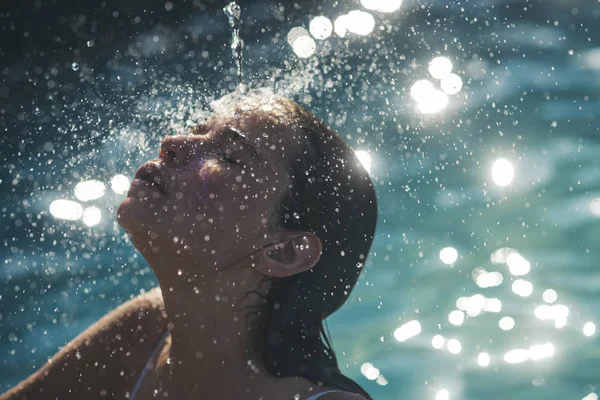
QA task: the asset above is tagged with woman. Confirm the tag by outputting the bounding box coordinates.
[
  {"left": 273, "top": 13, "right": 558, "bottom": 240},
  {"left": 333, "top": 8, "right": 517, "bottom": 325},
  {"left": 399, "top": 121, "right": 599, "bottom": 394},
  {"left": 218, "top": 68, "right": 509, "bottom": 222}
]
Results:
[{"left": 1, "top": 91, "right": 378, "bottom": 400}]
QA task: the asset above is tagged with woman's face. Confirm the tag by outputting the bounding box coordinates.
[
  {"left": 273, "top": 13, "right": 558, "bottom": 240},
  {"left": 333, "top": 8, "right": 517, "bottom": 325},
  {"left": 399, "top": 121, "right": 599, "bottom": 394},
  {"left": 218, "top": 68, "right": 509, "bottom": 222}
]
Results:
[{"left": 117, "top": 113, "right": 296, "bottom": 271}]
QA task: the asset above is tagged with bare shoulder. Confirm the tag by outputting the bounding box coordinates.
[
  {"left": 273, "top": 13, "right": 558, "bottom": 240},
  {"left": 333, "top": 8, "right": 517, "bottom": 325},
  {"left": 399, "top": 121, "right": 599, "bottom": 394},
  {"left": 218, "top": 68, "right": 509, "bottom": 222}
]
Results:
[
  {"left": 102, "top": 286, "right": 166, "bottom": 330},
  {"left": 60, "top": 286, "right": 167, "bottom": 358},
  {"left": 0, "top": 287, "right": 167, "bottom": 400}
]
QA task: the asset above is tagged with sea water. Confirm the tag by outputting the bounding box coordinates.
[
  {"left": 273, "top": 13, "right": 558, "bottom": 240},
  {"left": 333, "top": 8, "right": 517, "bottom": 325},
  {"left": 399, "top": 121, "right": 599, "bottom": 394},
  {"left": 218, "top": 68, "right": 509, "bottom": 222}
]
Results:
[{"left": 1, "top": 2, "right": 600, "bottom": 400}]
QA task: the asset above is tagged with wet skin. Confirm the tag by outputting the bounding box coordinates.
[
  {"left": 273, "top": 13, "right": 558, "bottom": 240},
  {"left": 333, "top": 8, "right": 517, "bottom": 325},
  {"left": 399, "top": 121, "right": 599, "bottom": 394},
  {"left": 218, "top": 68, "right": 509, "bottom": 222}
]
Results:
[{"left": 0, "top": 113, "right": 364, "bottom": 400}]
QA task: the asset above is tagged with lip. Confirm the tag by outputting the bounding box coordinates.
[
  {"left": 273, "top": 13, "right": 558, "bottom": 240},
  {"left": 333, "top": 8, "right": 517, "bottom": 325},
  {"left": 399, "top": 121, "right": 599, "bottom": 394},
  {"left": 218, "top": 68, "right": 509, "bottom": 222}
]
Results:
[
  {"left": 133, "top": 162, "right": 169, "bottom": 195},
  {"left": 128, "top": 178, "right": 166, "bottom": 197}
]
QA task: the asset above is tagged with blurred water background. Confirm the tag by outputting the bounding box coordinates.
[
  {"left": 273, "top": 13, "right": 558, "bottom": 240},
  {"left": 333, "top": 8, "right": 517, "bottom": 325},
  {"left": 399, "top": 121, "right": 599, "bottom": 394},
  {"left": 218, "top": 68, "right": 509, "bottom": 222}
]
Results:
[{"left": 1, "top": 0, "right": 600, "bottom": 399}]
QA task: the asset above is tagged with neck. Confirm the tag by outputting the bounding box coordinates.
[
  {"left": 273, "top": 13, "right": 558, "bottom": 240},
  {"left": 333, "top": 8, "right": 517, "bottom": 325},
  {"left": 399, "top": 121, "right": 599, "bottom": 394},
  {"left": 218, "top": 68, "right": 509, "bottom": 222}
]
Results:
[{"left": 151, "top": 257, "right": 273, "bottom": 399}]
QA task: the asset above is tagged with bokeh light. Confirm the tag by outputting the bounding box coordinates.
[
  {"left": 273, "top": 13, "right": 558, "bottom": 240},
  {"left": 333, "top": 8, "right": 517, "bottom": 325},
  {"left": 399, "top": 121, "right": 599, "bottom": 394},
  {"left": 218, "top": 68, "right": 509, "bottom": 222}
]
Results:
[
  {"left": 506, "top": 252, "right": 531, "bottom": 276},
  {"left": 435, "top": 389, "right": 450, "bottom": 400},
  {"left": 410, "top": 79, "right": 435, "bottom": 102},
  {"left": 309, "top": 16, "right": 333, "bottom": 40},
  {"left": 490, "top": 247, "right": 514, "bottom": 264},
  {"left": 473, "top": 268, "right": 504, "bottom": 288},
  {"left": 110, "top": 174, "right": 130, "bottom": 194},
  {"left": 535, "top": 304, "right": 569, "bottom": 322},
  {"left": 74, "top": 180, "right": 106, "bottom": 202},
  {"left": 429, "top": 57, "right": 453, "bottom": 79},
  {"left": 499, "top": 316, "right": 515, "bottom": 331},
  {"left": 49, "top": 199, "right": 84, "bottom": 221},
  {"left": 292, "top": 35, "right": 316, "bottom": 58},
  {"left": 334, "top": 10, "right": 375, "bottom": 38},
  {"left": 82, "top": 206, "right": 102, "bottom": 227},
  {"left": 465, "top": 294, "right": 486, "bottom": 317},
  {"left": 590, "top": 198, "right": 600, "bottom": 216},
  {"left": 439, "top": 247, "right": 458, "bottom": 264},
  {"left": 542, "top": 289, "right": 558, "bottom": 303},
  {"left": 529, "top": 343, "right": 555, "bottom": 361},
  {"left": 287, "top": 26, "right": 309, "bottom": 46},
  {"left": 491, "top": 159, "right": 515, "bottom": 187},
  {"left": 478, "top": 352, "right": 491, "bottom": 367},
  {"left": 432, "top": 335, "right": 445, "bottom": 349},
  {"left": 504, "top": 349, "right": 529, "bottom": 364},
  {"left": 360, "top": 0, "right": 402, "bottom": 13},
  {"left": 583, "top": 322, "right": 596, "bottom": 337},
  {"left": 447, "top": 339, "right": 462, "bottom": 354},
  {"left": 555, "top": 318, "right": 568, "bottom": 329},
  {"left": 360, "top": 362, "right": 381, "bottom": 380},
  {"left": 393, "top": 320, "right": 422, "bottom": 342},
  {"left": 483, "top": 298, "right": 502, "bottom": 313},
  {"left": 417, "top": 90, "right": 449, "bottom": 114},
  {"left": 512, "top": 279, "right": 534, "bottom": 297},
  {"left": 440, "top": 73, "right": 463, "bottom": 95},
  {"left": 448, "top": 310, "right": 465, "bottom": 326}
]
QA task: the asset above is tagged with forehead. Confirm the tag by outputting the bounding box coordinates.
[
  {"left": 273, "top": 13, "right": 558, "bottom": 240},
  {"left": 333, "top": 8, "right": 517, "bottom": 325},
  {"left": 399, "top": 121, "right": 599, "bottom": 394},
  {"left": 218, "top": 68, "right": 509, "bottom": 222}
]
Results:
[{"left": 195, "top": 113, "right": 295, "bottom": 149}]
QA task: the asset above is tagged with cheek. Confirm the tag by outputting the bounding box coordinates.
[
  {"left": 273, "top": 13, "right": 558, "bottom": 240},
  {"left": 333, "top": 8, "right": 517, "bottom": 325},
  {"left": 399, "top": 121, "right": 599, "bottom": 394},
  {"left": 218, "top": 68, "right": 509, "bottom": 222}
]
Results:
[
  {"left": 178, "top": 185, "right": 226, "bottom": 227},
  {"left": 171, "top": 171, "right": 210, "bottom": 207}
]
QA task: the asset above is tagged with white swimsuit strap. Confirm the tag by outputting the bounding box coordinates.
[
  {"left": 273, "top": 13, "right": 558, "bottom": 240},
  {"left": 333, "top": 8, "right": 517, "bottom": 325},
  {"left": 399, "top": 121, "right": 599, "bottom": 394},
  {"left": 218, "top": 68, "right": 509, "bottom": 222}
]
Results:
[
  {"left": 129, "top": 329, "right": 170, "bottom": 400},
  {"left": 305, "top": 389, "right": 346, "bottom": 400}
]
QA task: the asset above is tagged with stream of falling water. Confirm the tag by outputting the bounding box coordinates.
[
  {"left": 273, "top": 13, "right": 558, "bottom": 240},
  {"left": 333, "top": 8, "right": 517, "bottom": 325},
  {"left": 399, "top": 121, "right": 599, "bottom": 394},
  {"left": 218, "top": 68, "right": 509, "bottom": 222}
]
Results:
[{"left": 223, "top": 1, "right": 245, "bottom": 92}]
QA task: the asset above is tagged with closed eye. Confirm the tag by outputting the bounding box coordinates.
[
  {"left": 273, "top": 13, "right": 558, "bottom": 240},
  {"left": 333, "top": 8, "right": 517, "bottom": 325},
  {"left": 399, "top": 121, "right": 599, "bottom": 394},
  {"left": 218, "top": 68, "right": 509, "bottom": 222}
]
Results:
[
  {"left": 221, "top": 152, "right": 239, "bottom": 165},
  {"left": 223, "top": 128, "right": 260, "bottom": 160}
]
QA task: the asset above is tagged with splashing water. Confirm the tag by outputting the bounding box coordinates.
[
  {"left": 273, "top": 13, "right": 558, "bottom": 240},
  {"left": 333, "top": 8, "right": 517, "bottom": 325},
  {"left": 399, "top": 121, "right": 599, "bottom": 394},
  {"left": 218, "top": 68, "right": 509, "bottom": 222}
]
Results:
[
  {"left": 210, "top": 87, "right": 279, "bottom": 119},
  {"left": 223, "top": 1, "right": 245, "bottom": 91}
]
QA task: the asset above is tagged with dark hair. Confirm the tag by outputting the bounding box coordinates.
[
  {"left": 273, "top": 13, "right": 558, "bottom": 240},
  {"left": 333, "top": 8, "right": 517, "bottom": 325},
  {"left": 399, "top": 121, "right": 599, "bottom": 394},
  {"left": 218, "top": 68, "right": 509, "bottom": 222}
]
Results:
[{"left": 217, "top": 93, "right": 378, "bottom": 399}]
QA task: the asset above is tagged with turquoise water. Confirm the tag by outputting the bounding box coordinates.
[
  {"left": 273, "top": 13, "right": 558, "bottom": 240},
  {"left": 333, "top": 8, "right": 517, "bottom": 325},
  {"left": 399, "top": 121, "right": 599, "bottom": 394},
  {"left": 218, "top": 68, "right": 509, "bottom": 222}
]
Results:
[{"left": 1, "top": 1, "right": 600, "bottom": 399}]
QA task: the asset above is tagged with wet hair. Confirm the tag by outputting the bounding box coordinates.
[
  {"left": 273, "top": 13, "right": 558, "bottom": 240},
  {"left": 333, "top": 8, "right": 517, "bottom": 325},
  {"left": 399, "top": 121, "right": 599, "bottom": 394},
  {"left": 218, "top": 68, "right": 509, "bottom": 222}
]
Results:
[{"left": 213, "top": 91, "right": 378, "bottom": 399}]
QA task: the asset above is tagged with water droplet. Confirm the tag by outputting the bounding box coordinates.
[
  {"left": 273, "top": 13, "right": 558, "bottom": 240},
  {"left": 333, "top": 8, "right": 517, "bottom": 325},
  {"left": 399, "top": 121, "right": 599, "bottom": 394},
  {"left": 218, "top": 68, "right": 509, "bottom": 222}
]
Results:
[
  {"left": 86, "top": 40, "right": 94, "bottom": 47},
  {"left": 223, "top": 1, "right": 244, "bottom": 86},
  {"left": 177, "top": 269, "right": 182, "bottom": 276},
  {"left": 71, "top": 62, "right": 79, "bottom": 71}
]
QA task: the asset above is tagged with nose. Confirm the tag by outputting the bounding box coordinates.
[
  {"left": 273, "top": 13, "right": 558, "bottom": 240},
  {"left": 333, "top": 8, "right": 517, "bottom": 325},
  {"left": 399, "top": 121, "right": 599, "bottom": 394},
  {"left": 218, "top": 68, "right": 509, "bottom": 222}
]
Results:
[{"left": 160, "top": 135, "right": 201, "bottom": 165}]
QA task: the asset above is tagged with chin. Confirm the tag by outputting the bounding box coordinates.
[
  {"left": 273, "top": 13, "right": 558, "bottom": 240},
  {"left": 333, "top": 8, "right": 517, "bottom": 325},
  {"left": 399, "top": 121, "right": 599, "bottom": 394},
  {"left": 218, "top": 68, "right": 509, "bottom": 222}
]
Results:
[
  {"left": 117, "top": 197, "right": 147, "bottom": 233},
  {"left": 118, "top": 198, "right": 168, "bottom": 239},
  {"left": 116, "top": 198, "right": 133, "bottom": 229}
]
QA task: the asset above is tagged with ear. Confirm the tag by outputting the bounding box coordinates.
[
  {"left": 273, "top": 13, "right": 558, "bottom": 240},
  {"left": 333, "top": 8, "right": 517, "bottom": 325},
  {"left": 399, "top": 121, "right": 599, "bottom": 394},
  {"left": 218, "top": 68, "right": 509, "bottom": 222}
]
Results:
[{"left": 255, "top": 232, "right": 323, "bottom": 278}]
